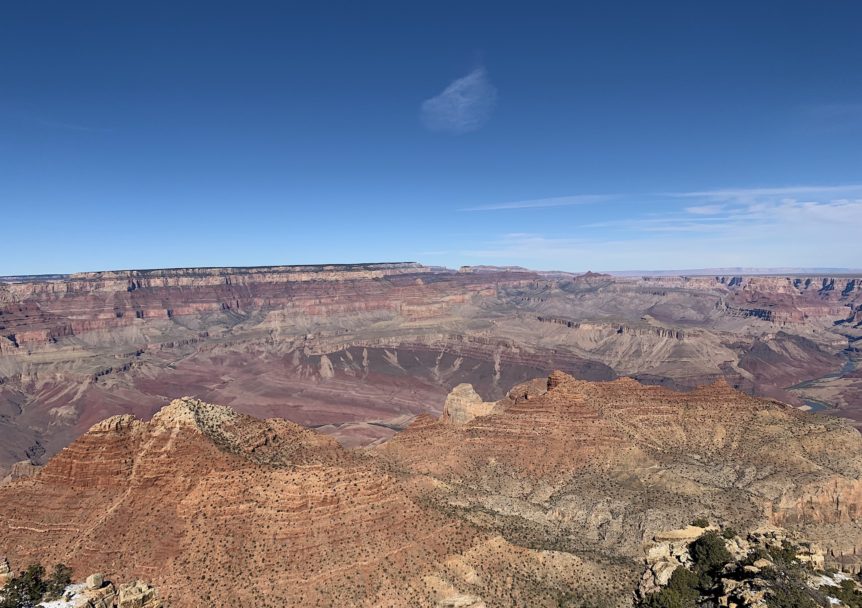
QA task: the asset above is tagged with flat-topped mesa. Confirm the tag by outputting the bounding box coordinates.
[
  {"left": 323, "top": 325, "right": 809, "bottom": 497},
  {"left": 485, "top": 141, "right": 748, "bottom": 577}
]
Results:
[
  {"left": 70, "top": 261, "right": 423, "bottom": 278},
  {"left": 67, "top": 262, "right": 428, "bottom": 286}
]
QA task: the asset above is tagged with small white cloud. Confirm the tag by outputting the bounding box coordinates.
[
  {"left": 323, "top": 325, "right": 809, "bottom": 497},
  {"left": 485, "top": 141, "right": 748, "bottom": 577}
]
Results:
[
  {"left": 421, "top": 67, "right": 497, "bottom": 134},
  {"left": 685, "top": 204, "right": 724, "bottom": 215}
]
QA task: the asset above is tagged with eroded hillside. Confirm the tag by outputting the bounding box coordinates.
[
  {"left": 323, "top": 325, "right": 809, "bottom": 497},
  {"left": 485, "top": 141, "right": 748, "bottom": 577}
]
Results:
[
  {"left": 2, "top": 375, "right": 862, "bottom": 606},
  {"left": 1, "top": 263, "right": 859, "bottom": 476}
]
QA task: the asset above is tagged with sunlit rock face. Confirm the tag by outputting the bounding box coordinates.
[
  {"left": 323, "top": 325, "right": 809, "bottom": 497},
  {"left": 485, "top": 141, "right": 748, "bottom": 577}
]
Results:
[{"left": 4, "top": 375, "right": 862, "bottom": 606}]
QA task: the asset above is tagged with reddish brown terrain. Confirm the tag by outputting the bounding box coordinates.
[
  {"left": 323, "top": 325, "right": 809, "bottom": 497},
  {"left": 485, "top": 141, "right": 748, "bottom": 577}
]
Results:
[
  {"left": 3, "top": 374, "right": 862, "bottom": 606},
  {"left": 1, "top": 263, "right": 860, "bottom": 478}
]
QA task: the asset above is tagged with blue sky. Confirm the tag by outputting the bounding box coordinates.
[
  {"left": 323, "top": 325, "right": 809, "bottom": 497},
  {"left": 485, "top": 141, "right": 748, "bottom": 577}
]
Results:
[{"left": 2, "top": 1, "right": 861, "bottom": 275}]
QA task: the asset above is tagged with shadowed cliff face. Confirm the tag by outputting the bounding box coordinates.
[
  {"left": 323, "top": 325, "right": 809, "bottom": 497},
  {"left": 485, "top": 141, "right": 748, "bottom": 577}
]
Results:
[
  {"left": 0, "top": 263, "right": 860, "bottom": 475},
  {"left": 3, "top": 376, "right": 862, "bottom": 606}
]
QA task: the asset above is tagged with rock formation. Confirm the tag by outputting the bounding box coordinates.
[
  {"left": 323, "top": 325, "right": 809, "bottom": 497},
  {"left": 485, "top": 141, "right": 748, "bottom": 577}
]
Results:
[
  {"left": 637, "top": 524, "right": 847, "bottom": 607},
  {"left": 0, "top": 556, "right": 11, "bottom": 586},
  {"left": 378, "top": 372, "right": 862, "bottom": 574},
  {"left": 3, "top": 374, "right": 862, "bottom": 606},
  {"left": 440, "top": 383, "right": 496, "bottom": 424},
  {"left": 1, "top": 263, "right": 860, "bottom": 474},
  {"left": 0, "top": 459, "right": 42, "bottom": 485}
]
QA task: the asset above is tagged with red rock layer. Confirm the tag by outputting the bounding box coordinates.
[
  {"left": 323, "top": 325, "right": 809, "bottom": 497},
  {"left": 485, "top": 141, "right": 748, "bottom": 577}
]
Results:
[
  {"left": 379, "top": 372, "right": 862, "bottom": 563},
  {"left": 0, "top": 264, "right": 536, "bottom": 350},
  {"left": 4, "top": 377, "right": 862, "bottom": 604},
  {"left": 0, "top": 399, "right": 489, "bottom": 607},
  {"left": 2, "top": 264, "right": 860, "bottom": 480}
]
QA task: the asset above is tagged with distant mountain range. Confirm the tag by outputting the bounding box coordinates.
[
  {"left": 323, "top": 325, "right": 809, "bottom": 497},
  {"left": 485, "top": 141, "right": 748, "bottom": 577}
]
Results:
[{"left": 605, "top": 267, "right": 862, "bottom": 276}]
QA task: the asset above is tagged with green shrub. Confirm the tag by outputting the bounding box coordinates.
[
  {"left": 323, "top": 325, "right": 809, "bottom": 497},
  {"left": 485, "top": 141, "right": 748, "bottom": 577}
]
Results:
[
  {"left": 642, "top": 588, "right": 691, "bottom": 608},
  {"left": 0, "top": 564, "right": 46, "bottom": 608},
  {"left": 666, "top": 567, "right": 698, "bottom": 602},
  {"left": 44, "top": 563, "right": 73, "bottom": 600},
  {"left": 1, "top": 563, "right": 73, "bottom": 608},
  {"left": 767, "top": 539, "right": 798, "bottom": 565},
  {"left": 765, "top": 585, "right": 818, "bottom": 608},
  {"left": 690, "top": 517, "right": 709, "bottom": 528},
  {"left": 642, "top": 567, "right": 699, "bottom": 608},
  {"left": 690, "top": 531, "right": 731, "bottom": 573},
  {"left": 823, "top": 579, "right": 862, "bottom": 608}
]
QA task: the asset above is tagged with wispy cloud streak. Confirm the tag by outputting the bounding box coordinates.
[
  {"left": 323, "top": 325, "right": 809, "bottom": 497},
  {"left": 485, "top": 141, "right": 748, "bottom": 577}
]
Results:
[
  {"left": 421, "top": 67, "right": 497, "bottom": 134},
  {"left": 672, "top": 184, "right": 862, "bottom": 201},
  {"left": 461, "top": 194, "right": 612, "bottom": 211},
  {"left": 454, "top": 183, "right": 862, "bottom": 270}
]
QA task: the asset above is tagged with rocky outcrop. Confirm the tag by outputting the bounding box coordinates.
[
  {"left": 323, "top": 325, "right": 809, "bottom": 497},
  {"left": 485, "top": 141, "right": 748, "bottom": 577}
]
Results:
[
  {"left": 117, "top": 580, "right": 161, "bottom": 608},
  {"left": 0, "top": 559, "right": 160, "bottom": 608},
  {"left": 504, "top": 377, "right": 548, "bottom": 404},
  {"left": 0, "top": 459, "right": 42, "bottom": 485},
  {"left": 379, "top": 372, "right": 862, "bottom": 574},
  {"left": 640, "top": 525, "right": 712, "bottom": 595},
  {"left": 440, "top": 384, "right": 496, "bottom": 425},
  {"left": 4, "top": 375, "right": 862, "bottom": 606},
  {"left": 639, "top": 526, "right": 836, "bottom": 608},
  {"left": 0, "top": 555, "right": 11, "bottom": 586}
]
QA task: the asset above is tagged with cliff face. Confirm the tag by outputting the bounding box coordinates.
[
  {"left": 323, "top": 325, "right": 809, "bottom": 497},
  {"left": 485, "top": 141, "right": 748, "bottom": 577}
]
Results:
[
  {"left": 3, "top": 376, "right": 862, "bottom": 606},
  {"left": 0, "top": 264, "right": 860, "bottom": 476},
  {"left": 0, "top": 393, "right": 636, "bottom": 607},
  {"left": 379, "top": 372, "right": 862, "bottom": 571}
]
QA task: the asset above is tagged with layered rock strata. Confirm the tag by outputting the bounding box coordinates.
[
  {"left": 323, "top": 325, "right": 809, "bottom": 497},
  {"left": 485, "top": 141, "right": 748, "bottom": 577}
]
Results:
[
  {"left": 3, "top": 375, "right": 862, "bottom": 606},
  {"left": 1, "top": 264, "right": 860, "bottom": 477}
]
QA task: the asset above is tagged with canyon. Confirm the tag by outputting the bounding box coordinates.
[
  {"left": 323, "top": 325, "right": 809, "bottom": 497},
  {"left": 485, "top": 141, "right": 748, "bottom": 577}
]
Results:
[
  {"left": 3, "top": 373, "right": 862, "bottom": 606},
  {"left": 1, "top": 262, "right": 860, "bottom": 478}
]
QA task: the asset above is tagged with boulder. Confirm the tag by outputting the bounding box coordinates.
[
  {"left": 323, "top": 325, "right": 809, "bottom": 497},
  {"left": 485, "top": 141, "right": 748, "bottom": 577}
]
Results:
[
  {"left": 506, "top": 378, "right": 548, "bottom": 404},
  {"left": 87, "top": 572, "right": 105, "bottom": 589},
  {"left": 645, "top": 542, "right": 672, "bottom": 562}
]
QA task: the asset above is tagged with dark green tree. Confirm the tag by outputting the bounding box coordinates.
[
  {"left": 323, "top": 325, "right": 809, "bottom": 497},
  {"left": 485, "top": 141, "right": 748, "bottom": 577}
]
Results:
[
  {"left": 0, "top": 564, "right": 46, "bottom": 608},
  {"left": 690, "top": 531, "right": 731, "bottom": 572},
  {"left": 44, "top": 563, "right": 73, "bottom": 600}
]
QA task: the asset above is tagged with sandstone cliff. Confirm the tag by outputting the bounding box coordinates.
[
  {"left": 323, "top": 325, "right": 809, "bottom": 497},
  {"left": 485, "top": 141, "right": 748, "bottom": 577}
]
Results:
[{"left": 3, "top": 376, "right": 862, "bottom": 606}]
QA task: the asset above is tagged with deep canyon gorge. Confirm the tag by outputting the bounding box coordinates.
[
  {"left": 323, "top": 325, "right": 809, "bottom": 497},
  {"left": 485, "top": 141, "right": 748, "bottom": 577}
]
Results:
[{"left": 1, "top": 262, "right": 860, "bottom": 479}]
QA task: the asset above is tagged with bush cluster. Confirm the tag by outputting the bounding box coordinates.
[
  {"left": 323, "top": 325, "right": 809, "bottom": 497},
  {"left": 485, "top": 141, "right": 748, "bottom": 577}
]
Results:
[
  {"left": 0, "top": 564, "right": 72, "bottom": 608},
  {"left": 642, "top": 531, "right": 731, "bottom": 608}
]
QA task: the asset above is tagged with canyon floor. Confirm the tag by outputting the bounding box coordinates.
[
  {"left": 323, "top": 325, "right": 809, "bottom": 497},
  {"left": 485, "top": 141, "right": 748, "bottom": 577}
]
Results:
[{"left": 1, "top": 263, "right": 860, "bottom": 478}]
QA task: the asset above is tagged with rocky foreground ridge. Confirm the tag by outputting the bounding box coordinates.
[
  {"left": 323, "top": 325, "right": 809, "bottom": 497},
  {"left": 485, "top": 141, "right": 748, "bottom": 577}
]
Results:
[{"left": 3, "top": 374, "right": 862, "bottom": 606}]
